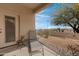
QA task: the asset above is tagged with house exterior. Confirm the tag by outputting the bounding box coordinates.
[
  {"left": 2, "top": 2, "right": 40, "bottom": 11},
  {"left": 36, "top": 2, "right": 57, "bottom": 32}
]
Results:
[{"left": 0, "top": 3, "right": 50, "bottom": 48}]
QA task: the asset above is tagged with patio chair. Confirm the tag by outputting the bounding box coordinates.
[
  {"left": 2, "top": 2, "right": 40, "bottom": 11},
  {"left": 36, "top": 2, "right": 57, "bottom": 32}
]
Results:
[{"left": 16, "top": 35, "right": 26, "bottom": 48}]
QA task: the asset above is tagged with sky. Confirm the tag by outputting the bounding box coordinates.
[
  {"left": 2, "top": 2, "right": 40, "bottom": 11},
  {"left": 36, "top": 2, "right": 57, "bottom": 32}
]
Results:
[{"left": 35, "top": 3, "right": 72, "bottom": 29}]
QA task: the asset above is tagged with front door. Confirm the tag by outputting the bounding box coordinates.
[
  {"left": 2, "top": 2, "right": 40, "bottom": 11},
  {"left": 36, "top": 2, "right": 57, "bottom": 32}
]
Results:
[{"left": 5, "top": 16, "right": 16, "bottom": 43}]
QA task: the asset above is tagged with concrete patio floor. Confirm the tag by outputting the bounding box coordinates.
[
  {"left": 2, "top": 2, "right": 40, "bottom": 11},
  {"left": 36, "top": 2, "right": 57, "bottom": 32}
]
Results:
[{"left": 2, "top": 41, "right": 58, "bottom": 56}]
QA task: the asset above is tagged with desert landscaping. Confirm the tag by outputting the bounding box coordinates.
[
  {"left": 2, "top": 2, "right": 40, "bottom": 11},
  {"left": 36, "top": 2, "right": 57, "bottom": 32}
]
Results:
[{"left": 37, "top": 30, "right": 79, "bottom": 56}]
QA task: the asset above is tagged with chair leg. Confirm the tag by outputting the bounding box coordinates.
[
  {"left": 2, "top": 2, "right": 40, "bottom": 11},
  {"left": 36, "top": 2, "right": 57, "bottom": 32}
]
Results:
[
  {"left": 22, "top": 42, "right": 26, "bottom": 46},
  {"left": 17, "top": 41, "right": 26, "bottom": 48}
]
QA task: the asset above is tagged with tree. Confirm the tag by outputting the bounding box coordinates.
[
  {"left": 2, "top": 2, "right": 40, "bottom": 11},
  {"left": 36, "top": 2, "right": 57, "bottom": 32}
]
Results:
[{"left": 52, "top": 4, "right": 79, "bottom": 33}]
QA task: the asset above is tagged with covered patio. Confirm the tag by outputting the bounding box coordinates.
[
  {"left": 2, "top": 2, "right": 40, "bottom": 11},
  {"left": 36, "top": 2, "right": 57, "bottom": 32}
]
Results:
[
  {"left": 0, "top": 3, "right": 59, "bottom": 56},
  {"left": 0, "top": 3, "right": 50, "bottom": 48}
]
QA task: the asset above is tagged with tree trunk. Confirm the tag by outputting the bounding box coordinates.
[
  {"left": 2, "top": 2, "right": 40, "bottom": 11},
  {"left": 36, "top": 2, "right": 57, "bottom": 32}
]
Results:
[
  {"left": 67, "top": 23, "right": 79, "bottom": 33},
  {"left": 72, "top": 27, "right": 79, "bottom": 33},
  {"left": 74, "top": 29, "right": 79, "bottom": 33}
]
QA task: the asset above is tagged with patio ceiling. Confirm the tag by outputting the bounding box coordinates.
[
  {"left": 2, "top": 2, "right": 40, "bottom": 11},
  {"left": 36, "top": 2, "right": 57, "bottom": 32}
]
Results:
[
  {"left": 19, "top": 3, "right": 51, "bottom": 13},
  {"left": 0, "top": 3, "right": 51, "bottom": 13}
]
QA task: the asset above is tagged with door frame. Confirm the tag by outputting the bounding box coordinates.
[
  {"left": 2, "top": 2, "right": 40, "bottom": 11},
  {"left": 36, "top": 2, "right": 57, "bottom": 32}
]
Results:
[{"left": 4, "top": 14, "right": 19, "bottom": 46}]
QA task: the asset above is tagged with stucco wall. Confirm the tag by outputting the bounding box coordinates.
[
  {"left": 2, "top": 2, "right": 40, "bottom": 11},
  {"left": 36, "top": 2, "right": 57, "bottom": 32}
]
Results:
[{"left": 0, "top": 4, "right": 35, "bottom": 48}]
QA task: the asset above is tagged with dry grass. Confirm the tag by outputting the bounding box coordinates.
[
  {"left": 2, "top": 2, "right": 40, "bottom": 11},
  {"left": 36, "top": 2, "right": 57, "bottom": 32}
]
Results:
[{"left": 38, "top": 32, "right": 79, "bottom": 55}]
